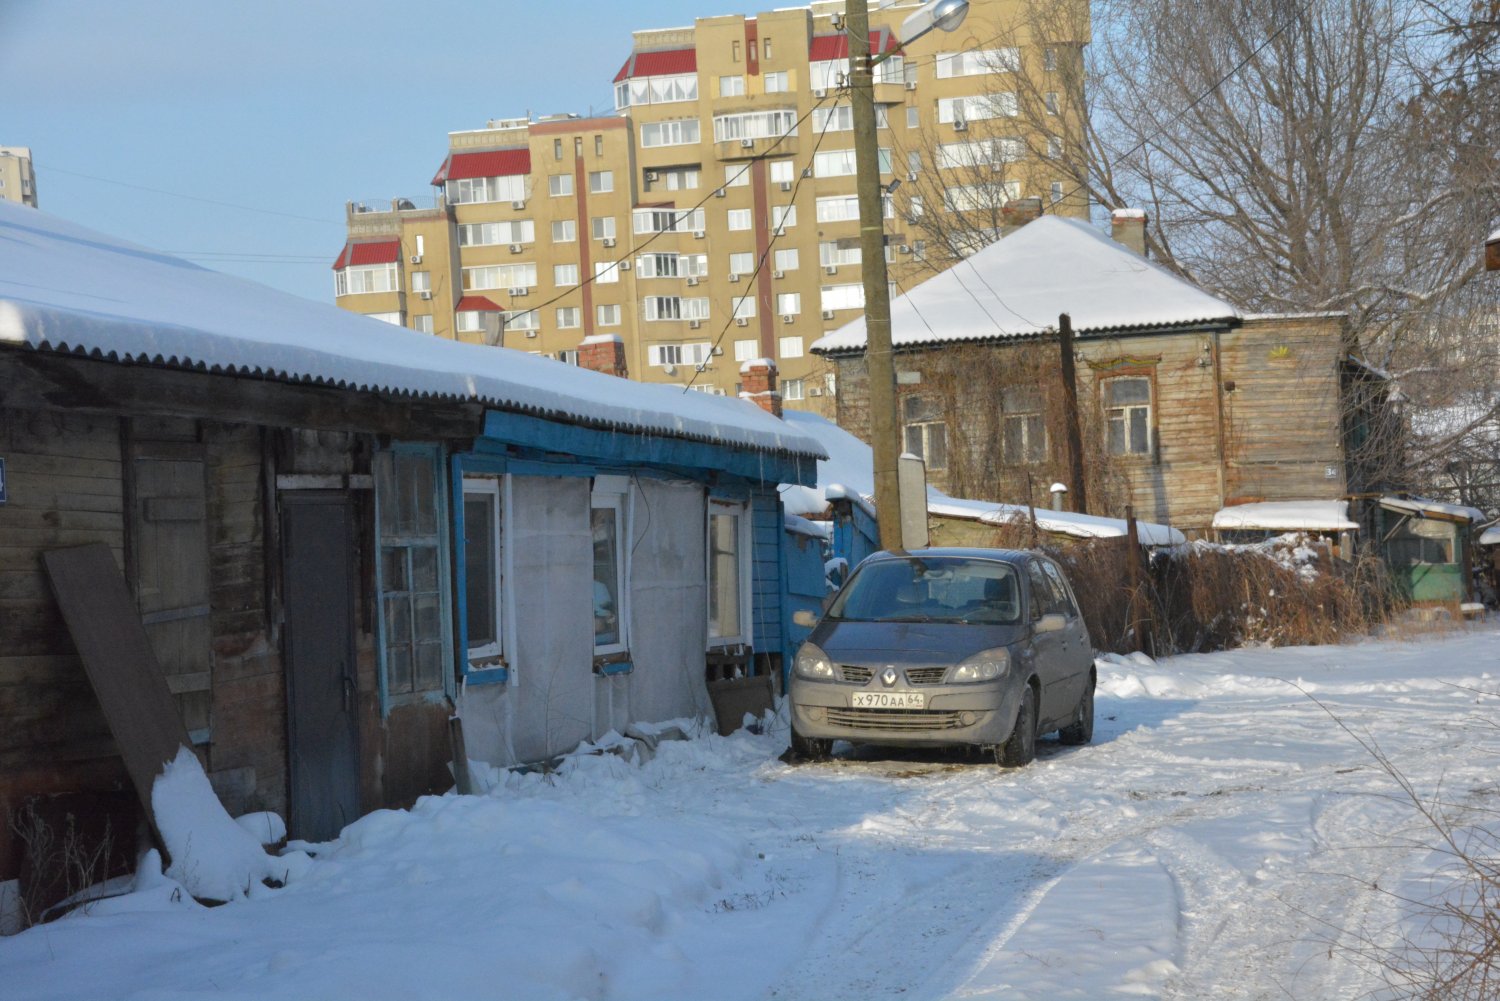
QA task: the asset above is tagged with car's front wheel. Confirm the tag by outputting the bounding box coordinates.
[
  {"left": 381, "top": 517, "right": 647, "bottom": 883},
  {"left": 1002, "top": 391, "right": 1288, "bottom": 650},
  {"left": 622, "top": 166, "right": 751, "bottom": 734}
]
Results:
[
  {"left": 1058, "top": 673, "right": 1095, "bottom": 746},
  {"left": 995, "top": 684, "right": 1037, "bottom": 767}
]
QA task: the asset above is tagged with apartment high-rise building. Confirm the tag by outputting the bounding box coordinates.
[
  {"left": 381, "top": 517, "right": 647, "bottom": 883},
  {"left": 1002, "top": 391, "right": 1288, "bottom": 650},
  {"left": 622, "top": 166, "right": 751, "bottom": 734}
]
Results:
[
  {"left": 0, "top": 147, "right": 37, "bottom": 208},
  {"left": 332, "top": 0, "right": 1089, "bottom": 411}
]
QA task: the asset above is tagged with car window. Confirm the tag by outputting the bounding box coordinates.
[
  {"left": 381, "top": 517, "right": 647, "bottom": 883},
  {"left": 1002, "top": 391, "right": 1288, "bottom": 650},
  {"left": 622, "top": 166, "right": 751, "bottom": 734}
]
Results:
[
  {"left": 829, "top": 557, "right": 1021, "bottom": 624},
  {"left": 1026, "top": 561, "right": 1052, "bottom": 621},
  {"left": 1040, "top": 561, "right": 1078, "bottom": 618}
]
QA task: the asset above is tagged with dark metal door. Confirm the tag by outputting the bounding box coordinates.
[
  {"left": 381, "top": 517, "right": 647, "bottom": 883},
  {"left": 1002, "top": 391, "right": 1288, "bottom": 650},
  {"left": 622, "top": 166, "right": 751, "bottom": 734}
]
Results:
[{"left": 281, "top": 494, "right": 360, "bottom": 842}]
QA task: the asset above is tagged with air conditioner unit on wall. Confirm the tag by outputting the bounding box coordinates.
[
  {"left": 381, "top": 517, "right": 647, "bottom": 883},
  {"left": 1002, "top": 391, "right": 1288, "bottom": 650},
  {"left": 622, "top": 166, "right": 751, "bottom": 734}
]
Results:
[
  {"left": 694, "top": 230, "right": 706, "bottom": 239},
  {"left": 728, "top": 273, "right": 741, "bottom": 283},
  {"left": 813, "top": 88, "right": 828, "bottom": 99},
  {"left": 689, "top": 319, "right": 702, "bottom": 329},
  {"left": 953, "top": 120, "right": 968, "bottom": 132},
  {"left": 687, "top": 276, "right": 700, "bottom": 286},
  {"left": 736, "top": 317, "right": 749, "bottom": 327},
  {"left": 715, "top": 188, "right": 727, "bottom": 198},
  {"left": 740, "top": 138, "right": 755, "bottom": 148},
  {"left": 825, "top": 265, "right": 838, "bottom": 275},
  {"left": 509, "top": 243, "right": 523, "bottom": 254},
  {"left": 508, "top": 286, "right": 528, "bottom": 296},
  {"left": 619, "top": 260, "right": 632, "bottom": 270},
  {"left": 779, "top": 181, "right": 793, "bottom": 192},
  {"left": 822, "top": 309, "right": 836, "bottom": 320},
  {"left": 906, "top": 80, "right": 917, "bottom": 91},
  {"left": 409, "top": 255, "right": 423, "bottom": 265},
  {"left": 512, "top": 200, "right": 526, "bottom": 210},
  {"left": 772, "top": 270, "right": 785, "bottom": 280},
  {"left": 809, "top": 386, "right": 823, "bottom": 396},
  {"left": 644, "top": 170, "right": 659, "bottom": 182},
  {"left": 782, "top": 314, "right": 794, "bottom": 324},
  {"left": 603, "top": 237, "right": 616, "bottom": 248},
  {"left": 418, "top": 290, "right": 433, "bottom": 300}
]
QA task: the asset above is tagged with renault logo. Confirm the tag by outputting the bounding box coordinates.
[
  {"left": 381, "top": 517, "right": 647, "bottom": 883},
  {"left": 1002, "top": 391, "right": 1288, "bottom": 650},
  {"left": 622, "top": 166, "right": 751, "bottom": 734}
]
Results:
[{"left": 882, "top": 667, "right": 898, "bottom": 687}]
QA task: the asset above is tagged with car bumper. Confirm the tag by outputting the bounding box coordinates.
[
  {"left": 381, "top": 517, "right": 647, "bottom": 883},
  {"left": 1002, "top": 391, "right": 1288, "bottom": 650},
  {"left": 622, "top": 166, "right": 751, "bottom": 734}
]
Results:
[{"left": 789, "top": 676, "right": 1023, "bottom": 749}]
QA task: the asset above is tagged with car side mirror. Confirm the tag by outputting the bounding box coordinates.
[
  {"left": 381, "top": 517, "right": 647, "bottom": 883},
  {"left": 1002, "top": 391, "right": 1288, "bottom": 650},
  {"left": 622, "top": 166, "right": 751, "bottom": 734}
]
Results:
[
  {"left": 1035, "top": 612, "right": 1067, "bottom": 633},
  {"left": 793, "top": 609, "right": 818, "bottom": 629}
]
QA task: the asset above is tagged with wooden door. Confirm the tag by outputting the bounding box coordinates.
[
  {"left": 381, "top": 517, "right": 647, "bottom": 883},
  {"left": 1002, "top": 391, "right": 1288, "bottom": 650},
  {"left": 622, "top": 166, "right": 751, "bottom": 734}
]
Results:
[
  {"left": 128, "top": 420, "right": 213, "bottom": 740},
  {"left": 280, "top": 493, "right": 360, "bottom": 842}
]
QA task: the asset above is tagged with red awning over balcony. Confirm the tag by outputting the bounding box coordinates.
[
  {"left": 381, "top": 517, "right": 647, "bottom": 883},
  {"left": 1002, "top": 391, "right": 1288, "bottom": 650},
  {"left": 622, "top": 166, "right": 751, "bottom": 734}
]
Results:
[
  {"left": 809, "top": 29, "right": 901, "bottom": 62},
  {"left": 331, "top": 239, "right": 400, "bottom": 271},
  {"left": 455, "top": 296, "right": 503, "bottom": 312},
  {"left": 430, "top": 148, "right": 532, "bottom": 186},
  {"left": 613, "top": 47, "right": 697, "bottom": 83}
]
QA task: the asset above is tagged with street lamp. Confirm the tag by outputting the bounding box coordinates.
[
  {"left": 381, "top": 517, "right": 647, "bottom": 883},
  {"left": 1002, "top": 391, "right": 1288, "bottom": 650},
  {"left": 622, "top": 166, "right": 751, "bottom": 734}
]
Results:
[{"left": 848, "top": 0, "right": 969, "bottom": 553}]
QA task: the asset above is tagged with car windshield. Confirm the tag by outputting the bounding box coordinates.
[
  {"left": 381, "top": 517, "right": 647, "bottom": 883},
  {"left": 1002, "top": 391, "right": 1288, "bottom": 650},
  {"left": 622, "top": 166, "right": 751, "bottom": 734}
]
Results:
[{"left": 828, "top": 557, "right": 1021, "bottom": 625}]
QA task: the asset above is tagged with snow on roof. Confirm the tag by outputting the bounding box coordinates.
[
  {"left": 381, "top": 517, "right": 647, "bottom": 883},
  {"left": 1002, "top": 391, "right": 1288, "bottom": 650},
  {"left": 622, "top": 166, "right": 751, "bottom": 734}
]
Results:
[
  {"left": 0, "top": 202, "right": 824, "bottom": 460},
  {"left": 1380, "top": 496, "right": 1485, "bottom": 523},
  {"left": 811, "top": 216, "right": 1241, "bottom": 354},
  {"left": 1479, "top": 524, "right": 1500, "bottom": 546},
  {"left": 1211, "top": 501, "right": 1358, "bottom": 533},
  {"left": 778, "top": 409, "right": 1184, "bottom": 545}
]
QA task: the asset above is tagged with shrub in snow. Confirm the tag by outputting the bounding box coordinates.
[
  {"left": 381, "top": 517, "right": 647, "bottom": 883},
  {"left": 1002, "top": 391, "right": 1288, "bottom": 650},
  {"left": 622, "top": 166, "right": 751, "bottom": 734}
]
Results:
[{"left": 151, "top": 747, "right": 298, "bottom": 902}]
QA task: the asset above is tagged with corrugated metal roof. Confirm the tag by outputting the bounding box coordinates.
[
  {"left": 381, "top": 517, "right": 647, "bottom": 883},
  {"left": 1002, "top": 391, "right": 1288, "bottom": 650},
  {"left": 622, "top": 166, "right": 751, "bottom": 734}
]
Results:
[
  {"left": 331, "top": 239, "right": 401, "bottom": 271},
  {"left": 612, "top": 47, "right": 697, "bottom": 83},
  {"left": 430, "top": 148, "right": 531, "bottom": 186},
  {"left": 809, "top": 29, "right": 901, "bottom": 62}
]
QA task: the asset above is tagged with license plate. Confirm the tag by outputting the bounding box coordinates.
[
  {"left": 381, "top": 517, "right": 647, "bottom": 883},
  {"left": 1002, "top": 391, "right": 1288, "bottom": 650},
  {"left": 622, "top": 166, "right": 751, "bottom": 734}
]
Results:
[{"left": 852, "top": 691, "right": 926, "bottom": 709}]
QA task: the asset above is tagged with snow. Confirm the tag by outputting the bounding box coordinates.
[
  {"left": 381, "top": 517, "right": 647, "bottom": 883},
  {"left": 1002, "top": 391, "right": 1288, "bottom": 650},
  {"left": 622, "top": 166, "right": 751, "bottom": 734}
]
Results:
[
  {"left": 1211, "top": 499, "right": 1359, "bottom": 532},
  {"left": 1480, "top": 524, "right": 1500, "bottom": 546},
  {"left": 811, "top": 216, "right": 1240, "bottom": 353},
  {"left": 150, "top": 747, "right": 306, "bottom": 902},
  {"left": 6, "top": 625, "right": 1499, "bottom": 999},
  {"left": 779, "top": 409, "right": 1185, "bottom": 545},
  {"left": 1380, "top": 495, "right": 1486, "bottom": 523},
  {"left": 0, "top": 201, "right": 823, "bottom": 461}
]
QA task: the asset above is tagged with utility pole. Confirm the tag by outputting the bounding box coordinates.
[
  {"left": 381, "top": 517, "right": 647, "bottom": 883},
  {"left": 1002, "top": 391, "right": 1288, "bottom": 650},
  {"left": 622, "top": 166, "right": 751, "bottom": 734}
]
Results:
[
  {"left": 849, "top": 0, "right": 903, "bottom": 552},
  {"left": 1059, "top": 312, "right": 1088, "bottom": 514}
]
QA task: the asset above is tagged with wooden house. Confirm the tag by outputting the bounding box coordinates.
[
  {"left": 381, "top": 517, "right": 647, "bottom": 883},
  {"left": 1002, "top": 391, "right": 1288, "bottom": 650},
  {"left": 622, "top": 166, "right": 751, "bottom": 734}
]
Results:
[
  {"left": 811, "top": 212, "right": 1393, "bottom": 537},
  {"left": 0, "top": 202, "right": 821, "bottom": 922}
]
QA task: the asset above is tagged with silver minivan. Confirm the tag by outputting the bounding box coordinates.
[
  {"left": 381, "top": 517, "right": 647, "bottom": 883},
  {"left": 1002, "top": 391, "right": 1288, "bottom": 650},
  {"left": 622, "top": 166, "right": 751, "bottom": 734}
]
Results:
[{"left": 789, "top": 548, "right": 1095, "bottom": 766}]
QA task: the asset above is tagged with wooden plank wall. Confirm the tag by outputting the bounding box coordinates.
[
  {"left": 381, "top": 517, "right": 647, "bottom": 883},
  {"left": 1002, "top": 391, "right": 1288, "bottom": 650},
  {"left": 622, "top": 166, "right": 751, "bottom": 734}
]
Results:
[{"left": 0, "top": 408, "right": 129, "bottom": 882}]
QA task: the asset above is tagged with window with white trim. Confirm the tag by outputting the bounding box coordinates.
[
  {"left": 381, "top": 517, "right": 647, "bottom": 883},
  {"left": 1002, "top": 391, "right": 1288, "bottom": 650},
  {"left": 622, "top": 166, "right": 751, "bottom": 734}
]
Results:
[
  {"left": 462, "top": 477, "right": 504, "bottom": 665},
  {"left": 713, "top": 109, "right": 798, "bottom": 142},
  {"left": 1002, "top": 385, "right": 1047, "bottom": 464},
  {"left": 644, "top": 298, "right": 710, "bottom": 322},
  {"left": 597, "top": 303, "right": 621, "bottom": 326},
  {"left": 411, "top": 270, "right": 431, "bottom": 293},
  {"left": 769, "top": 159, "right": 795, "bottom": 184},
  {"left": 592, "top": 216, "right": 616, "bottom": 240},
  {"left": 936, "top": 48, "right": 1020, "bottom": 77},
  {"left": 412, "top": 314, "right": 434, "bottom": 335},
  {"left": 763, "top": 71, "right": 789, "bottom": 93},
  {"left": 779, "top": 335, "right": 803, "bottom": 358},
  {"left": 458, "top": 220, "right": 535, "bottom": 246},
  {"left": 903, "top": 396, "right": 947, "bottom": 470},
  {"left": 640, "top": 119, "right": 701, "bottom": 148},
  {"left": 938, "top": 94, "right": 1018, "bottom": 123},
  {"left": 707, "top": 500, "right": 750, "bottom": 645},
  {"left": 446, "top": 174, "right": 527, "bottom": 205},
  {"left": 812, "top": 104, "right": 887, "bottom": 132},
  {"left": 368, "top": 312, "right": 402, "bottom": 325},
  {"left": 651, "top": 166, "right": 700, "bottom": 190},
  {"left": 588, "top": 170, "right": 613, "bottom": 193},
  {"left": 648, "top": 341, "right": 712, "bottom": 365},
  {"left": 462, "top": 263, "right": 537, "bottom": 290},
  {"left": 820, "top": 241, "right": 861, "bottom": 267},
  {"left": 556, "top": 306, "right": 581, "bottom": 328},
  {"left": 633, "top": 207, "right": 705, "bottom": 234},
  {"left": 816, "top": 194, "right": 892, "bottom": 222},
  {"left": 732, "top": 296, "right": 756, "bottom": 320},
  {"left": 771, "top": 205, "right": 797, "bottom": 231},
  {"left": 774, "top": 248, "right": 800, "bottom": 271},
  {"left": 456, "top": 310, "right": 487, "bottom": 334},
  {"left": 552, "top": 219, "right": 577, "bottom": 242},
  {"left": 591, "top": 478, "right": 630, "bottom": 655},
  {"left": 727, "top": 208, "right": 752, "bottom": 231},
  {"left": 500, "top": 309, "right": 539, "bottom": 332},
  {"left": 944, "top": 181, "right": 1020, "bottom": 211},
  {"left": 594, "top": 261, "right": 621, "bottom": 284},
  {"left": 335, "top": 262, "right": 398, "bottom": 296},
  {"left": 723, "top": 164, "right": 751, "bottom": 188},
  {"left": 614, "top": 72, "right": 697, "bottom": 109},
  {"left": 554, "top": 263, "right": 579, "bottom": 286},
  {"left": 549, "top": 174, "right": 573, "bottom": 197},
  {"left": 936, "top": 138, "right": 1025, "bottom": 170},
  {"left": 777, "top": 292, "right": 801, "bottom": 315},
  {"left": 636, "top": 253, "right": 679, "bottom": 278},
  {"left": 821, "top": 283, "right": 866, "bottom": 312},
  {"left": 1051, "top": 181, "right": 1065, "bottom": 204},
  {"left": 720, "top": 74, "right": 745, "bottom": 97},
  {"left": 729, "top": 251, "right": 755, "bottom": 275},
  {"left": 1105, "top": 377, "right": 1152, "bottom": 455},
  {"left": 783, "top": 378, "right": 805, "bottom": 401},
  {"left": 1045, "top": 91, "right": 1060, "bottom": 115},
  {"left": 733, "top": 339, "right": 758, "bottom": 361}
]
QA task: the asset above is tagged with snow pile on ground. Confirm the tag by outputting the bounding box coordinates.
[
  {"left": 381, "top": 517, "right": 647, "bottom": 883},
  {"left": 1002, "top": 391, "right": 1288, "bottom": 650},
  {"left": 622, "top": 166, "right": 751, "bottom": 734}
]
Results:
[
  {"left": 151, "top": 746, "right": 304, "bottom": 902},
  {"left": 4, "top": 624, "right": 1499, "bottom": 1000}
]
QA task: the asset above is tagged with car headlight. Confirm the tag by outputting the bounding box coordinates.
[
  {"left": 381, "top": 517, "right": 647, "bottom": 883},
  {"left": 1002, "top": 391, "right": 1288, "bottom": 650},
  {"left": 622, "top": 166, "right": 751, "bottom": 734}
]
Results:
[
  {"left": 951, "top": 647, "right": 1010, "bottom": 683},
  {"left": 793, "top": 642, "right": 836, "bottom": 680}
]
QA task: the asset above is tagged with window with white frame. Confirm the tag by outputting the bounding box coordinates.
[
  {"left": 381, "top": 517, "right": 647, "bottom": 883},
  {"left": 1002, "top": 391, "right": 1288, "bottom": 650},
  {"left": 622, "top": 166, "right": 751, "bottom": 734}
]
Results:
[
  {"left": 821, "top": 283, "right": 866, "bottom": 312},
  {"left": 680, "top": 253, "right": 709, "bottom": 277},
  {"left": 727, "top": 208, "right": 752, "bottom": 231},
  {"left": 554, "top": 263, "right": 579, "bottom": 286},
  {"left": 782, "top": 378, "right": 805, "bottom": 401},
  {"left": 768, "top": 160, "right": 795, "bottom": 184},
  {"left": 368, "top": 312, "right": 402, "bottom": 325},
  {"left": 944, "top": 181, "right": 1020, "bottom": 211},
  {"left": 640, "top": 119, "right": 701, "bottom": 148},
  {"left": 592, "top": 216, "right": 616, "bottom": 240},
  {"left": 707, "top": 500, "right": 749, "bottom": 644},
  {"left": 615, "top": 72, "right": 697, "bottom": 109},
  {"left": 1046, "top": 136, "right": 1063, "bottom": 160},
  {"left": 729, "top": 251, "right": 755, "bottom": 275},
  {"left": 764, "top": 71, "right": 789, "bottom": 93},
  {"left": 938, "top": 93, "right": 1018, "bottom": 123},
  {"left": 816, "top": 194, "right": 892, "bottom": 222},
  {"left": 591, "top": 478, "right": 629, "bottom": 655},
  {"left": 462, "top": 263, "right": 537, "bottom": 290},
  {"left": 732, "top": 296, "right": 757, "bottom": 320},
  {"left": 335, "top": 262, "right": 398, "bottom": 297},
  {"left": 552, "top": 219, "right": 577, "bottom": 242},
  {"left": 549, "top": 174, "right": 573, "bottom": 197},
  {"left": 633, "top": 207, "right": 705, "bottom": 234},
  {"left": 812, "top": 104, "right": 887, "bottom": 132},
  {"left": 777, "top": 292, "right": 801, "bottom": 315},
  {"left": 594, "top": 261, "right": 621, "bottom": 284},
  {"left": 644, "top": 298, "right": 710, "bottom": 322},
  {"left": 412, "top": 314, "right": 434, "bottom": 335},
  {"left": 375, "top": 448, "right": 449, "bottom": 696},
  {"left": 771, "top": 205, "right": 797, "bottom": 231},
  {"left": 819, "top": 241, "right": 861, "bottom": 267},
  {"left": 500, "top": 309, "right": 539, "bottom": 332},
  {"left": 588, "top": 170, "right": 613, "bottom": 193},
  {"left": 636, "top": 252, "right": 680, "bottom": 278},
  {"left": 713, "top": 109, "right": 798, "bottom": 143},
  {"left": 1045, "top": 91, "right": 1060, "bottom": 115},
  {"left": 458, "top": 220, "right": 535, "bottom": 246},
  {"left": 906, "top": 106, "right": 920, "bottom": 128},
  {"left": 1105, "top": 377, "right": 1152, "bottom": 455},
  {"left": 462, "top": 477, "right": 504, "bottom": 664},
  {"left": 556, "top": 306, "right": 581, "bottom": 328},
  {"left": 733, "top": 339, "right": 758, "bottom": 362},
  {"left": 556, "top": 349, "right": 580, "bottom": 365},
  {"left": 774, "top": 247, "right": 800, "bottom": 271},
  {"left": 723, "top": 164, "right": 751, "bottom": 187},
  {"left": 648, "top": 341, "right": 712, "bottom": 365},
  {"left": 597, "top": 303, "right": 621, "bottom": 326},
  {"left": 903, "top": 396, "right": 947, "bottom": 470},
  {"left": 1051, "top": 181, "right": 1065, "bottom": 203},
  {"left": 779, "top": 335, "right": 804, "bottom": 358},
  {"left": 720, "top": 74, "right": 745, "bottom": 97},
  {"left": 410, "top": 270, "right": 431, "bottom": 293},
  {"left": 1002, "top": 385, "right": 1047, "bottom": 464},
  {"left": 651, "top": 166, "right": 700, "bottom": 190},
  {"left": 936, "top": 47, "right": 1020, "bottom": 77},
  {"left": 446, "top": 174, "right": 527, "bottom": 205},
  {"left": 936, "top": 138, "right": 1025, "bottom": 170},
  {"left": 456, "top": 310, "right": 487, "bottom": 334}
]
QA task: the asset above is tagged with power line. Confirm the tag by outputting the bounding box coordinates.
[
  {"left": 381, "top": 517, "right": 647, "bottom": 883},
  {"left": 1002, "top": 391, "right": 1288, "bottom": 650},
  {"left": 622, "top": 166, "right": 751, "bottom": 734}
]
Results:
[{"left": 40, "top": 163, "right": 341, "bottom": 226}]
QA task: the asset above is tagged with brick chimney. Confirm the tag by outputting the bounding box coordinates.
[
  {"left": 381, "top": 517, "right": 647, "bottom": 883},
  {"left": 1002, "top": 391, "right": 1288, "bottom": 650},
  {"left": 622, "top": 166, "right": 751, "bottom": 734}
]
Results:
[
  {"left": 1001, "top": 197, "right": 1044, "bottom": 231},
  {"left": 739, "top": 358, "right": 782, "bottom": 418},
  {"left": 578, "top": 334, "right": 628, "bottom": 378},
  {"left": 1111, "top": 208, "right": 1148, "bottom": 257}
]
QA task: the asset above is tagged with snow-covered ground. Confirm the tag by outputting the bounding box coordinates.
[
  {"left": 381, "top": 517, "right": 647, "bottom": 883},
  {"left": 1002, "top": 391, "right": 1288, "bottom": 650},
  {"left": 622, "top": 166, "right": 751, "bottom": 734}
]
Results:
[{"left": 5, "top": 624, "right": 1499, "bottom": 1001}]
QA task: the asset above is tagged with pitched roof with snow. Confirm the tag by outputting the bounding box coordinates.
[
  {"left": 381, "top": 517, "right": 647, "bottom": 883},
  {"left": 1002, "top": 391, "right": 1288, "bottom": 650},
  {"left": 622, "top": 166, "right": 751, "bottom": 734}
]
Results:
[
  {"left": 0, "top": 201, "right": 824, "bottom": 460},
  {"left": 778, "top": 409, "right": 1184, "bottom": 545},
  {"left": 812, "top": 216, "right": 1242, "bottom": 355}
]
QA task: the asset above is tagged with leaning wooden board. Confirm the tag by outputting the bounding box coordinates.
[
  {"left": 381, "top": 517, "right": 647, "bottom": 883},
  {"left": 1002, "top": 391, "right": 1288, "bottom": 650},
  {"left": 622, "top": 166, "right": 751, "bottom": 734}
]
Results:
[{"left": 42, "top": 543, "right": 191, "bottom": 851}]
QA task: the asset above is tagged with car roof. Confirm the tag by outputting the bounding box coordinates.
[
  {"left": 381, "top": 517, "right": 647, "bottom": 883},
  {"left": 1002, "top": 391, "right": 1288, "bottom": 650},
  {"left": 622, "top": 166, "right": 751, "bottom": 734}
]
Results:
[{"left": 863, "top": 547, "right": 1036, "bottom": 566}]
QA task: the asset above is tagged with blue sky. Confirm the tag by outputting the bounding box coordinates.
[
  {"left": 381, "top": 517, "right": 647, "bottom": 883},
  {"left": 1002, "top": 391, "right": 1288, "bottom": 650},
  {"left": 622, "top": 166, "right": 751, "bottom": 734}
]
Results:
[{"left": 0, "top": 0, "right": 713, "bottom": 303}]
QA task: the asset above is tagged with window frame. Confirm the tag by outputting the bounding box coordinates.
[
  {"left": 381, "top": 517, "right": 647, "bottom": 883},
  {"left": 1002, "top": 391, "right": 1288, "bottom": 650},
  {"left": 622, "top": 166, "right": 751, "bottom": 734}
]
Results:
[
  {"left": 591, "top": 476, "right": 632, "bottom": 657},
  {"left": 460, "top": 476, "right": 506, "bottom": 666},
  {"left": 706, "top": 498, "right": 753, "bottom": 648},
  {"left": 1101, "top": 373, "right": 1155, "bottom": 458}
]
